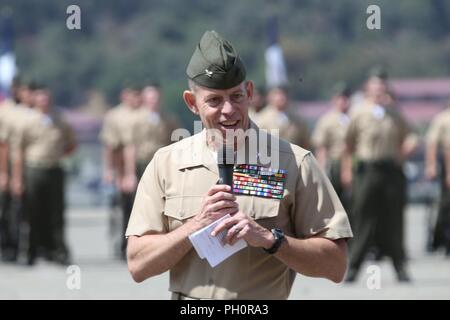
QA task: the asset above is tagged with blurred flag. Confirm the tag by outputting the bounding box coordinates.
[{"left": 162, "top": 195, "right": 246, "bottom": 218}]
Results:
[
  {"left": 0, "top": 10, "right": 17, "bottom": 99},
  {"left": 265, "top": 16, "right": 288, "bottom": 89}
]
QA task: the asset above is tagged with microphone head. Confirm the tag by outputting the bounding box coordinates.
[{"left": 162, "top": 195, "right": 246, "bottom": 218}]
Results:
[{"left": 217, "top": 145, "right": 235, "bottom": 165}]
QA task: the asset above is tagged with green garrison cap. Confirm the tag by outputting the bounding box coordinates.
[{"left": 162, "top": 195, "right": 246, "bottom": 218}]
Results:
[
  {"left": 369, "top": 65, "right": 388, "bottom": 80},
  {"left": 186, "top": 30, "right": 246, "bottom": 89},
  {"left": 30, "top": 81, "right": 48, "bottom": 91},
  {"left": 121, "top": 78, "right": 142, "bottom": 91},
  {"left": 331, "top": 81, "right": 352, "bottom": 97}
]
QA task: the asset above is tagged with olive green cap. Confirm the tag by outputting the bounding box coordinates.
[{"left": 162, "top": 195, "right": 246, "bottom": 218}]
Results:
[
  {"left": 30, "top": 81, "right": 48, "bottom": 91},
  {"left": 121, "top": 78, "right": 142, "bottom": 91},
  {"left": 369, "top": 65, "right": 388, "bottom": 80},
  {"left": 186, "top": 30, "right": 246, "bottom": 89},
  {"left": 331, "top": 81, "right": 352, "bottom": 97}
]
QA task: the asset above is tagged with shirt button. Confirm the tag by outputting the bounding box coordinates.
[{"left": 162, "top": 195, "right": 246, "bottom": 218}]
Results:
[
  {"left": 179, "top": 210, "right": 184, "bottom": 217},
  {"left": 208, "top": 278, "right": 214, "bottom": 285}
]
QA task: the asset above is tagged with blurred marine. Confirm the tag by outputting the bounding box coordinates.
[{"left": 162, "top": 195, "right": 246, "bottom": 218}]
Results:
[
  {"left": 11, "top": 84, "right": 77, "bottom": 265},
  {"left": 343, "top": 68, "right": 418, "bottom": 282},
  {"left": 425, "top": 100, "right": 450, "bottom": 255}
]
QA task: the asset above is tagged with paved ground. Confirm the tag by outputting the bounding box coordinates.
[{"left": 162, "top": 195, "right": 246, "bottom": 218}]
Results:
[{"left": 0, "top": 204, "right": 449, "bottom": 300}]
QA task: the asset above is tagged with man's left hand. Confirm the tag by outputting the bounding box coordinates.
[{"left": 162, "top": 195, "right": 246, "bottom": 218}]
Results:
[{"left": 211, "top": 211, "right": 275, "bottom": 249}]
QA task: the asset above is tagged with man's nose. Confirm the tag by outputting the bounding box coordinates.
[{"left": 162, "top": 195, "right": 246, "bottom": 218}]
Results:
[{"left": 222, "top": 99, "right": 235, "bottom": 115}]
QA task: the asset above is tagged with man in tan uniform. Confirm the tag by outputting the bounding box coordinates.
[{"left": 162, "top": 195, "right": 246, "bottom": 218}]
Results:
[
  {"left": 100, "top": 85, "right": 141, "bottom": 189},
  {"left": 0, "top": 81, "right": 20, "bottom": 262},
  {"left": 126, "top": 30, "right": 352, "bottom": 299},
  {"left": 100, "top": 84, "right": 142, "bottom": 259},
  {"left": 312, "top": 82, "right": 352, "bottom": 212},
  {"left": 123, "top": 83, "right": 177, "bottom": 183},
  {"left": 425, "top": 101, "right": 450, "bottom": 255},
  {"left": 0, "top": 78, "right": 35, "bottom": 262},
  {"left": 11, "top": 85, "right": 77, "bottom": 265},
  {"left": 342, "top": 72, "right": 417, "bottom": 282},
  {"left": 254, "top": 86, "right": 311, "bottom": 150},
  {"left": 247, "top": 85, "right": 266, "bottom": 124}
]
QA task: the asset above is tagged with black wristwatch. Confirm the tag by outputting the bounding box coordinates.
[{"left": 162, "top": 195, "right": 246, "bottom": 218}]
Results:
[{"left": 263, "top": 228, "right": 285, "bottom": 254}]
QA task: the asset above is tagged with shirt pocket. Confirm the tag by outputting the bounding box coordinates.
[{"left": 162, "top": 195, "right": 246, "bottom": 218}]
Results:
[
  {"left": 163, "top": 195, "right": 202, "bottom": 231},
  {"left": 240, "top": 196, "right": 280, "bottom": 227}
]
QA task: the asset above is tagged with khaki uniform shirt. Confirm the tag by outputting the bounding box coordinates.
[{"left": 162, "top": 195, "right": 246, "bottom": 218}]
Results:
[
  {"left": 13, "top": 109, "right": 76, "bottom": 168},
  {"left": 99, "top": 104, "right": 138, "bottom": 150},
  {"left": 0, "top": 99, "right": 16, "bottom": 142},
  {"left": 0, "top": 98, "right": 15, "bottom": 109},
  {"left": 254, "top": 105, "right": 311, "bottom": 149},
  {"left": 248, "top": 108, "right": 264, "bottom": 126},
  {"left": 123, "top": 108, "right": 176, "bottom": 163},
  {"left": 0, "top": 104, "right": 36, "bottom": 161},
  {"left": 346, "top": 102, "right": 414, "bottom": 162},
  {"left": 312, "top": 110, "right": 350, "bottom": 160},
  {"left": 426, "top": 108, "right": 450, "bottom": 148},
  {"left": 126, "top": 123, "right": 352, "bottom": 299}
]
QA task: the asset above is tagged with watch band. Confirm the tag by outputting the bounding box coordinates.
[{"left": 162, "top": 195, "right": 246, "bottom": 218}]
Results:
[{"left": 263, "top": 228, "right": 285, "bottom": 254}]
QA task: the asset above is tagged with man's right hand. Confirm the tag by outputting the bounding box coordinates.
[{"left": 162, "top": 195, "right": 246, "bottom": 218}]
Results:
[
  {"left": 11, "top": 178, "right": 23, "bottom": 196},
  {"left": 425, "top": 165, "right": 437, "bottom": 180},
  {"left": 120, "top": 174, "right": 137, "bottom": 193},
  {"left": 103, "top": 169, "right": 114, "bottom": 185},
  {"left": 190, "top": 184, "right": 239, "bottom": 231},
  {"left": 0, "top": 173, "right": 8, "bottom": 192},
  {"left": 341, "top": 168, "right": 352, "bottom": 189}
]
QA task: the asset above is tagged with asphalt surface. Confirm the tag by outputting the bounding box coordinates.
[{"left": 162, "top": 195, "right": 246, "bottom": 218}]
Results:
[{"left": 0, "top": 203, "right": 449, "bottom": 300}]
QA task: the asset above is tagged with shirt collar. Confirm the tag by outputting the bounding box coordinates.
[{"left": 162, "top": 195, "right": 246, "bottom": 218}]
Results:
[{"left": 176, "top": 120, "right": 270, "bottom": 173}]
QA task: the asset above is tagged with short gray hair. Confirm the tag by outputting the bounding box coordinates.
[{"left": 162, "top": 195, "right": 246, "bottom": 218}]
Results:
[
  {"left": 188, "top": 79, "right": 250, "bottom": 94},
  {"left": 188, "top": 79, "right": 197, "bottom": 92}
]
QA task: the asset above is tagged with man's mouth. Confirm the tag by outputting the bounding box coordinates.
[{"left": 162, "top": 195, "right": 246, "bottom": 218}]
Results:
[{"left": 219, "top": 120, "right": 239, "bottom": 128}]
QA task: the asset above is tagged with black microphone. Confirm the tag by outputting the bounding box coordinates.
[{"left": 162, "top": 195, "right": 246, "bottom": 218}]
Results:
[{"left": 217, "top": 145, "right": 235, "bottom": 188}]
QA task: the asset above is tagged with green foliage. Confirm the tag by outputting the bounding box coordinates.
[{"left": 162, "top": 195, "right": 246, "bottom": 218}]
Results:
[{"left": 2, "top": 0, "right": 449, "bottom": 124}]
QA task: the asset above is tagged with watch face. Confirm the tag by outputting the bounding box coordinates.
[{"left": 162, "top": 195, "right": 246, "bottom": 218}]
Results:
[
  {"left": 264, "top": 228, "right": 286, "bottom": 254},
  {"left": 273, "top": 228, "right": 284, "bottom": 239}
]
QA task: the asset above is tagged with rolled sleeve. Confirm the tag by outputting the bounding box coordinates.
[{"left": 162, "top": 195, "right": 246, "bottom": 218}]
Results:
[
  {"left": 426, "top": 118, "right": 442, "bottom": 145},
  {"left": 100, "top": 115, "right": 121, "bottom": 149},
  {"left": 345, "top": 118, "right": 358, "bottom": 152},
  {"left": 125, "top": 152, "right": 167, "bottom": 237},
  {"left": 311, "top": 119, "right": 328, "bottom": 149},
  {"left": 294, "top": 153, "right": 353, "bottom": 240}
]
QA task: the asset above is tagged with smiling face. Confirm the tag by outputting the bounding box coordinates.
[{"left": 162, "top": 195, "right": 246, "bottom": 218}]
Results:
[{"left": 183, "top": 80, "right": 253, "bottom": 145}]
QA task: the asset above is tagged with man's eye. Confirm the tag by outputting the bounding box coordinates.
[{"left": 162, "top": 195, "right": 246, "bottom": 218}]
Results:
[
  {"left": 206, "top": 97, "right": 221, "bottom": 107},
  {"left": 231, "top": 94, "right": 244, "bottom": 102}
]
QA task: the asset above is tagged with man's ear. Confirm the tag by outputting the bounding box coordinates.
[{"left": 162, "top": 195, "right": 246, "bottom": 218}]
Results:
[
  {"left": 183, "top": 90, "right": 199, "bottom": 115},
  {"left": 245, "top": 81, "right": 254, "bottom": 101}
]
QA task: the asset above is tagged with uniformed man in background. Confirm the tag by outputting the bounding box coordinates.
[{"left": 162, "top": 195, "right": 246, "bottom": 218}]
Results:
[
  {"left": 126, "top": 30, "right": 352, "bottom": 300},
  {"left": 0, "top": 77, "right": 35, "bottom": 262},
  {"left": 247, "top": 85, "right": 266, "bottom": 123},
  {"left": 312, "top": 82, "right": 352, "bottom": 212},
  {"left": 11, "top": 84, "right": 77, "bottom": 265},
  {"left": 342, "top": 70, "right": 417, "bottom": 282},
  {"left": 425, "top": 100, "right": 450, "bottom": 255},
  {"left": 100, "top": 83, "right": 139, "bottom": 189},
  {"left": 254, "top": 86, "right": 311, "bottom": 150},
  {"left": 122, "top": 82, "right": 178, "bottom": 183},
  {"left": 0, "top": 76, "right": 21, "bottom": 262},
  {"left": 100, "top": 82, "right": 142, "bottom": 260}
]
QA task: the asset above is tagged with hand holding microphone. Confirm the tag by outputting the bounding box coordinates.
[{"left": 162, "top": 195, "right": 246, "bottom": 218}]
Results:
[
  {"left": 189, "top": 145, "right": 238, "bottom": 231},
  {"left": 217, "top": 144, "right": 234, "bottom": 187}
]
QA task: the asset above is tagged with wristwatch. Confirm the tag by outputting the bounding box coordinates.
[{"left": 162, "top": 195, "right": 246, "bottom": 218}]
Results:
[{"left": 263, "top": 228, "right": 285, "bottom": 254}]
